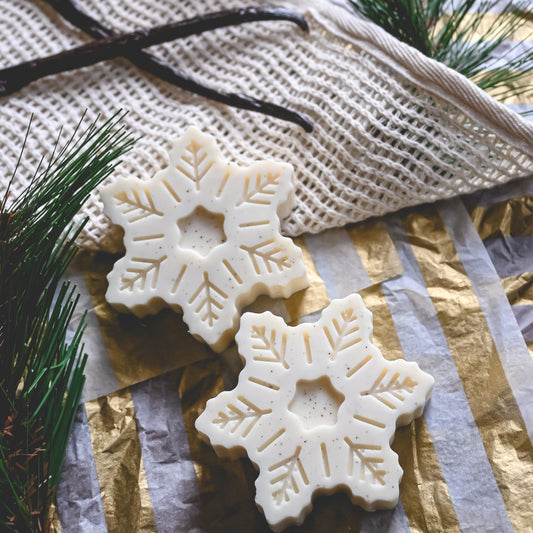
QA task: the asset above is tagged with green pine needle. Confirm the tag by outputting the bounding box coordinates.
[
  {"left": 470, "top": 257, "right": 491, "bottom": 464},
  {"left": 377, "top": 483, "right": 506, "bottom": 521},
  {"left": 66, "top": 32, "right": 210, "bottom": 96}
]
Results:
[
  {"left": 350, "top": 0, "right": 533, "bottom": 109},
  {"left": 0, "top": 112, "right": 135, "bottom": 531}
]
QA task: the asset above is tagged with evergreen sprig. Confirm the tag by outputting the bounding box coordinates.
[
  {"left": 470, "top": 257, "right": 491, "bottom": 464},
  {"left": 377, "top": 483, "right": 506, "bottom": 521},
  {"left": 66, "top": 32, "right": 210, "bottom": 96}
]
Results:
[
  {"left": 0, "top": 112, "right": 135, "bottom": 531},
  {"left": 350, "top": 0, "right": 533, "bottom": 109}
]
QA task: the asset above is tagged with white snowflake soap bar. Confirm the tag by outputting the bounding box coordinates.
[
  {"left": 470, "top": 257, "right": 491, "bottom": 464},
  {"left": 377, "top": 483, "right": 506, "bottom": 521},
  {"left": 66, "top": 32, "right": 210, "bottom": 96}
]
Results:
[
  {"left": 195, "top": 294, "right": 434, "bottom": 531},
  {"left": 101, "top": 127, "right": 309, "bottom": 352}
]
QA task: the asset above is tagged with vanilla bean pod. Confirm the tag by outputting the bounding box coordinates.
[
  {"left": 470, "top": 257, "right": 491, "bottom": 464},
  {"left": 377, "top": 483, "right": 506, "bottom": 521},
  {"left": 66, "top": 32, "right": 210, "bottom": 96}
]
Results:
[{"left": 6, "top": 5, "right": 313, "bottom": 132}]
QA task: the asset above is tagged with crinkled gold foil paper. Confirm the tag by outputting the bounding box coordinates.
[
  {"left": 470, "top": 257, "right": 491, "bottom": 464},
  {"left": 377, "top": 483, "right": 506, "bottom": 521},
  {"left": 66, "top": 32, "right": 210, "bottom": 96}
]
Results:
[
  {"left": 85, "top": 391, "right": 158, "bottom": 532},
  {"left": 469, "top": 192, "right": 533, "bottom": 359},
  {"left": 56, "top": 190, "right": 533, "bottom": 532},
  {"left": 48, "top": 504, "right": 61, "bottom": 533},
  {"left": 404, "top": 206, "right": 533, "bottom": 531},
  {"left": 58, "top": 190, "right": 533, "bottom": 532}
]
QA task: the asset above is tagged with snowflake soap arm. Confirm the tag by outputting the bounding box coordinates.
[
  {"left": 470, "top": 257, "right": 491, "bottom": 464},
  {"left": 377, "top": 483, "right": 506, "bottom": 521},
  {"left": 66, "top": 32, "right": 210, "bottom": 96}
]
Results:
[
  {"left": 195, "top": 294, "right": 434, "bottom": 530},
  {"left": 101, "top": 127, "right": 309, "bottom": 352}
]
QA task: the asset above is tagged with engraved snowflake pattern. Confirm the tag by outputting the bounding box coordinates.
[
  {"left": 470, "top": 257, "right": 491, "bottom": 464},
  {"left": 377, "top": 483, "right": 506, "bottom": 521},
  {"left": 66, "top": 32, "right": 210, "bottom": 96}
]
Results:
[
  {"left": 101, "top": 127, "right": 308, "bottom": 351},
  {"left": 195, "top": 294, "right": 434, "bottom": 531}
]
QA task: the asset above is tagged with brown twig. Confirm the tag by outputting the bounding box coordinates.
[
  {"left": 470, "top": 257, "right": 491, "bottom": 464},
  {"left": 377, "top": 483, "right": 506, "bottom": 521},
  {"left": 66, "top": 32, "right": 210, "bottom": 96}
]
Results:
[{"left": 6, "top": 5, "right": 313, "bottom": 132}]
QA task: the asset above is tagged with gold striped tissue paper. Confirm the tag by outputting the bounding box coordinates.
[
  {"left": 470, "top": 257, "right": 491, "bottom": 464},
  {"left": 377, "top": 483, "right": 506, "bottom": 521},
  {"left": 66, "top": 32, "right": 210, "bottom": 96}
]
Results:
[{"left": 55, "top": 177, "right": 533, "bottom": 532}]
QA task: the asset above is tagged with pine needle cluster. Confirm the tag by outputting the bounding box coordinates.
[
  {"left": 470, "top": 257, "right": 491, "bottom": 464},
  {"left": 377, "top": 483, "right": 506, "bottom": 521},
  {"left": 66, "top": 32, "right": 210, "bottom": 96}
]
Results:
[
  {"left": 350, "top": 0, "right": 533, "bottom": 105},
  {"left": 0, "top": 113, "right": 134, "bottom": 531}
]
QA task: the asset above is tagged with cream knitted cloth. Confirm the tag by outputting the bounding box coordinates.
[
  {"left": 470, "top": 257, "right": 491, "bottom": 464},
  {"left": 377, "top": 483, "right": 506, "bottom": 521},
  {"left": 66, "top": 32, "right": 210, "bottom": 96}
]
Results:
[{"left": 1, "top": 0, "right": 532, "bottom": 252}]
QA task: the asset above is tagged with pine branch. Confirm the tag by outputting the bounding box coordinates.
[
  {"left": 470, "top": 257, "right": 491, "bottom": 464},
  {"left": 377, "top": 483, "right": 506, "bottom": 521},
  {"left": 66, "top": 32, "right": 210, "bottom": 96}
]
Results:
[
  {"left": 0, "top": 112, "right": 135, "bottom": 531},
  {"left": 350, "top": 0, "right": 533, "bottom": 111}
]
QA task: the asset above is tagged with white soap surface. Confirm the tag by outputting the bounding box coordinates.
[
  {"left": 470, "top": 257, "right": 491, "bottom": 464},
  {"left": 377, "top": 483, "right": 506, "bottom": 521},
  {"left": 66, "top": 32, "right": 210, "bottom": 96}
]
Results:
[
  {"left": 101, "top": 127, "right": 309, "bottom": 351},
  {"left": 195, "top": 294, "right": 434, "bottom": 531}
]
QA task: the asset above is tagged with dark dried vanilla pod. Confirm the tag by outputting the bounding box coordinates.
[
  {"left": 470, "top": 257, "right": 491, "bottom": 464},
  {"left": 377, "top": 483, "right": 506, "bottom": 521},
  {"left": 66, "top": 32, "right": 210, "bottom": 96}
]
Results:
[{"left": 6, "top": 5, "right": 313, "bottom": 132}]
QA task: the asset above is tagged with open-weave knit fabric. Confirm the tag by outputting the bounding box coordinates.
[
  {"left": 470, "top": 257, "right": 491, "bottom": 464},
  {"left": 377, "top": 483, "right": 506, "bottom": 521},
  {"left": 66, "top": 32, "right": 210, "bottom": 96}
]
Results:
[{"left": 1, "top": 0, "right": 532, "bottom": 252}]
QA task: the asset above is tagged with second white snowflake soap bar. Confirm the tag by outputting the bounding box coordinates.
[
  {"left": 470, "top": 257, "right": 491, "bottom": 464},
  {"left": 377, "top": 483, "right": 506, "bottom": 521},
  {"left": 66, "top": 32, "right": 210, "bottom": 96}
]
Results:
[
  {"left": 195, "top": 294, "right": 434, "bottom": 531},
  {"left": 101, "top": 127, "right": 309, "bottom": 352}
]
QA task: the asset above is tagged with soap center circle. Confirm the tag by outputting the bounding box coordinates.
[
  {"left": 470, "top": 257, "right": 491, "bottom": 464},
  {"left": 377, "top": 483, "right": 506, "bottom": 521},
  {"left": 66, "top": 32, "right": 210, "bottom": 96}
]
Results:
[
  {"left": 288, "top": 376, "right": 344, "bottom": 430},
  {"left": 177, "top": 206, "right": 227, "bottom": 257}
]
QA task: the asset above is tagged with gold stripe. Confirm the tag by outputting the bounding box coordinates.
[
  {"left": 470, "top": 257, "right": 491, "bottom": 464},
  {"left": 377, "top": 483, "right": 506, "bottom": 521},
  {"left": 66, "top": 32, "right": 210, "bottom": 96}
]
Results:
[
  {"left": 359, "top": 285, "right": 404, "bottom": 361},
  {"left": 48, "top": 504, "right": 61, "bottom": 532},
  {"left": 485, "top": 73, "right": 533, "bottom": 105},
  {"left": 527, "top": 341, "right": 533, "bottom": 360},
  {"left": 501, "top": 272, "right": 533, "bottom": 307},
  {"left": 359, "top": 283, "right": 461, "bottom": 532},
  {"left": 85, "top": 389, "right": 157, "bottom": 532},
  {"left": 347, "top": 220, "right": 403, "bottom": 285},
  {"left": 79, "top": 252, "right": 210, "bottom": 390},
  {"left": 285, "top": 237, "right": 331, "bottom": 323},
  {"left": 437, "top": 12, "right": 533, "bottom": 43},
  {"left": 469, "top": 196, "right": 533, "bottom": 240},
  {"left": 395, "top": 419, "right": 463, "bottom": 532},
  {"left": 404, "top": 207, "right": 533, "bottom": 531}
]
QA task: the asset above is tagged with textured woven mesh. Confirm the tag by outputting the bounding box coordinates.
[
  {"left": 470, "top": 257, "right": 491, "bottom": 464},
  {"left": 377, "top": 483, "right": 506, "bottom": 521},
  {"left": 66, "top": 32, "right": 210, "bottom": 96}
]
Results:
[{"left": 1, "top": 0, "right": 532, "bottom": 252}]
